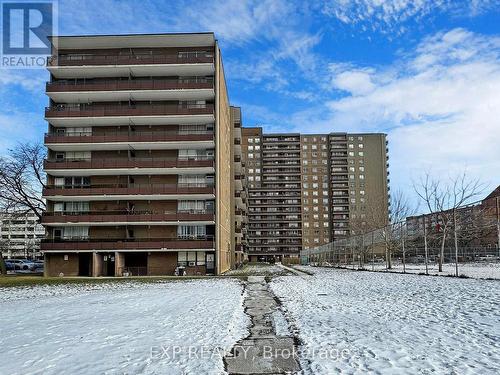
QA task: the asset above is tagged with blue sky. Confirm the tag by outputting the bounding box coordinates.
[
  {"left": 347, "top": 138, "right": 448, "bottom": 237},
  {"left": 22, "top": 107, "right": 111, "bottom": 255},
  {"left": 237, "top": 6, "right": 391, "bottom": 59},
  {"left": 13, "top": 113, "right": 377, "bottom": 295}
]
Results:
[{"left": 0, "top": 0, "right": 499, "bottom": 202}]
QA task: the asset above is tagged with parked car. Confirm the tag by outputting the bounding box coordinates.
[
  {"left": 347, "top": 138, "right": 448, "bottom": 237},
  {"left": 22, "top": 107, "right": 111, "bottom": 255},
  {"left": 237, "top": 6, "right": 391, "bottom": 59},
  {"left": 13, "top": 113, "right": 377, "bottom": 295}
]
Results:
[
  {"left": 33, "top": 260, "right": 44, "bottom": 269},
  {"left": 5, "top": 259, "right": 37, "bottom": 271},
  {"left": 3, "top": 260, "right": 15, "bottom": 271},
  {"left": 478, "top": 254, "right": 498, "bottom": 261}
]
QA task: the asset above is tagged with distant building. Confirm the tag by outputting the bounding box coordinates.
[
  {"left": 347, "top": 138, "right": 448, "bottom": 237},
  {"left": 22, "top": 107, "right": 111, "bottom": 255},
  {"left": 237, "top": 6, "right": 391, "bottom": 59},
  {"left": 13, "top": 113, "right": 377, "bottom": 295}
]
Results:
[
  {"left": 406, "top": 185, "right": 500, "bottom": 249},
  {"left": 0, "top": 212, "right": 45, "bottom": 259},
  {"left": 241, "top": 129, "right": 390, "bottom": 262}
]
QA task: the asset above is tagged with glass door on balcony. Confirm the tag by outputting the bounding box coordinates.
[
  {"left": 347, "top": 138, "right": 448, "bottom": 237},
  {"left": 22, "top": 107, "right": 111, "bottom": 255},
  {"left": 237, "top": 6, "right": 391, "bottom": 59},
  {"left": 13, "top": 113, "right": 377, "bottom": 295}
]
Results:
[
  {"left": 177, "top": 225, "right": 206, "bottom": 239},
  {"left": 206, "top": 253, "right": 215, "bottom": 274}
]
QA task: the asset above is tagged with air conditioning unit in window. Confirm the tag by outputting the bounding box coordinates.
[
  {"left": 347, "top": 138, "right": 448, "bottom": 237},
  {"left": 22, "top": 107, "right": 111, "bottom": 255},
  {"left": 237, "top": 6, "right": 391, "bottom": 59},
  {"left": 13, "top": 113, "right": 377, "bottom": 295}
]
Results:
[{"left": 188, "top": 261, "right": 196, "bottom": 267}]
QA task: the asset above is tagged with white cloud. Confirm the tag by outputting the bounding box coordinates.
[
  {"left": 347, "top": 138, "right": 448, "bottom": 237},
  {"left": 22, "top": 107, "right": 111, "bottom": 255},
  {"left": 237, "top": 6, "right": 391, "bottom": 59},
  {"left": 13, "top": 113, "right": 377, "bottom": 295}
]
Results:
[
  {"left": 273, "top": 28, "right": 499, "bottom": 195},
  {"left": 321, "top": 1, "right": 500, "bottom": 34}
]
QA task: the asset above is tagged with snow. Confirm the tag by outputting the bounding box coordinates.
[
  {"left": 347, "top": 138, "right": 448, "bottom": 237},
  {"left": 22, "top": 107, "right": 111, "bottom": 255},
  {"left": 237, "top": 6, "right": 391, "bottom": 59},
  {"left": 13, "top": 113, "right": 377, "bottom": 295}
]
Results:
[
  {"left": 0, "top": 279, "right": 249, "bottom": 375},
  {"left": 368, "top": 262, "right": 500, "bottom": 280},
  {"left": 271, "top": 267, "right": 500, "bottom": 374}
]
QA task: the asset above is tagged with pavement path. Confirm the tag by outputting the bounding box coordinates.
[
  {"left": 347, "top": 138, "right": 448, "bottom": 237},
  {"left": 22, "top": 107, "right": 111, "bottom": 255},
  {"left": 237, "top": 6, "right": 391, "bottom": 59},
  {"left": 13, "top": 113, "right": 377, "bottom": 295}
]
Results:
[{"left": 224, "top": 276, "right": 301, "bottom": 374}]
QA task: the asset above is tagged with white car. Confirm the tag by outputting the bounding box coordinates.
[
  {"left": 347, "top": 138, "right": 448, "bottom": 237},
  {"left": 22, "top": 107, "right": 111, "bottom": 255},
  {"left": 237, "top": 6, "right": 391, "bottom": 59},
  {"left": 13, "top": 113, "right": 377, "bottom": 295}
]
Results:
[{"left": 5, "top": 259, "right": 37, "bottom": 271}]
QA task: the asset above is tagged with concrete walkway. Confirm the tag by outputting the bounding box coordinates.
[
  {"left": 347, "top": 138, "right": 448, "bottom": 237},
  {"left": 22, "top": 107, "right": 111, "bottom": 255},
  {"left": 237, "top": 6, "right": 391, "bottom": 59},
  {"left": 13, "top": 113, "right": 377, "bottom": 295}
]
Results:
[{"left": 224, "top": 276, "right": 300, "bottom": 374}]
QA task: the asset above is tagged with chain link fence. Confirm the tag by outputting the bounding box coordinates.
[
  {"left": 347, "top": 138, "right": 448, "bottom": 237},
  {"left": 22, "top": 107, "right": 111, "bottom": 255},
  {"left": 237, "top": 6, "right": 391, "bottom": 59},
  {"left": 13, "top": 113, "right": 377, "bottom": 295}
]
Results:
[{"left": 301, "top": 207, "right": 500, "bottom": 277}]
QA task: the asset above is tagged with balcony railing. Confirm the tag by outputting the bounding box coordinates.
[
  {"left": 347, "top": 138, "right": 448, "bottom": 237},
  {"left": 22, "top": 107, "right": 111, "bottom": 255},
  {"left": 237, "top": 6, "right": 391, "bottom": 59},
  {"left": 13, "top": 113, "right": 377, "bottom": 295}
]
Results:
[
  {"left": 41, "top": 210, "right": 214, "bottom": 224},
  {"left": 43, "top": 157, "right": 215, "bottom": 170},
  {"left": 46, "top": 78, "right": 214, "bottom": 92},
  {"left": 44, "top": 130, "right": 214, "bottom": 144},
  {"left": 45, "top": 103, "right": 214, "bottom": 118},
  {"left": 42, "top": 183, "right": 215, "bottom": 197},
  {"left": 48, "top": 52, "right": 214, "bottom": 66},
  {"left": 40, "top": 236, "right": 215, "bottom": 251}
]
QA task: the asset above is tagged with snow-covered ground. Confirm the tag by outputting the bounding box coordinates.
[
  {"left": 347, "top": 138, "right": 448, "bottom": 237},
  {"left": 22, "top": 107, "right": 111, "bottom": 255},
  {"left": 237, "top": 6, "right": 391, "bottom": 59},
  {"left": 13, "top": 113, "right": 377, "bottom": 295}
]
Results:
[
  {"left": 311, "top": 262, "right": 500, "bottom": 279},
  {"left": 0, "top": 279, "right": 249, "bottom": 375},
  {"left": 369, "top": 262, "right": 500, "bottom": 279},
  {"left": 271, "top": 267, "right": 500, "bottom": 374}
]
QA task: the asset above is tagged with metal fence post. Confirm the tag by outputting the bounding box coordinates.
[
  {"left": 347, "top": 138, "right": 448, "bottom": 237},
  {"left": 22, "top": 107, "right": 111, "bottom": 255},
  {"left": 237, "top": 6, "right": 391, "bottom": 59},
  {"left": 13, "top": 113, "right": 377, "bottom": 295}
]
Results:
[
  {"left": 423, "top": 215, "right": 429, "bottom": 275},
  {"left": 453, "top": 208, "right": 459, "bottom": 277},
  {"left": 401, "top": 222, "right": 406, "bottom": 274}
]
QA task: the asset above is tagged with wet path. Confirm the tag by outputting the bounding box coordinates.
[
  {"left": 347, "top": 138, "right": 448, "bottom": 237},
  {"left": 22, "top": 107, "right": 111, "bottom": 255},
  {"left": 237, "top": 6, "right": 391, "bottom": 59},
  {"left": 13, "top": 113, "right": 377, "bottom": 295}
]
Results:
[{"left": 224, "top": 276, "right": 300, "bottom": 374}]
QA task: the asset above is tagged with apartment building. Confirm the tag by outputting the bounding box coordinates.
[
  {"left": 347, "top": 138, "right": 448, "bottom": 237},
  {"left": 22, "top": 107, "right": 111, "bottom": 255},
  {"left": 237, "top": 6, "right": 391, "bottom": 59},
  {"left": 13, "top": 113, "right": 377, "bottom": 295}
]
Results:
[
  {"left": 41, "top": 33, "right": 236, "bottom": 276},
  {"left": 242, "top": 128, "right": 303, "bottom": 261},
  {"left": 0, "top": 212, "right": 45, "bottom": 259},
  {"left": 242, "top": 130, "right": 389, "bottom": 260},
  {"left": 231, "top": 106, "right": 248, "bottom": 266},
  {"left": 406, "top": 185, "right": 500, "bottom": 249},
  {"left": 328, "top": 133, "right": 390, "bottom": 243}
]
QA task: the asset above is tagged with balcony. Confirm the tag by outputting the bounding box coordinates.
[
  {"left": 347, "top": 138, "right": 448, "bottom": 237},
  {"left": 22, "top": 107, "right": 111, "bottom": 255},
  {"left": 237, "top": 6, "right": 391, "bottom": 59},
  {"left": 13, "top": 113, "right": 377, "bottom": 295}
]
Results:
[
  {"left": 44, "top": 157, "right": 215, "bottom": 176},
  {"left": 46, "top": 78, "right": 214, "bottom": 102},
  {"left": 49, "top": 53, "right": 213, "bottom": 67},
  {"left": 41, "top": 210, "right": 215, "bottom": 225},
  {"left": 45, "top": 103, "right": 215, "bottom": 126},
  {"left": 47, "top": 52, "right": 215, "bottom": 79},
  {"left": 44, "top": 130, "right": 214, "bottom": 151},
  {"left": 43, "top": 183, "right": 215, "bottom": 200},
  {"left": 41, "top": 236, "right": 215, "bottom": 251}
]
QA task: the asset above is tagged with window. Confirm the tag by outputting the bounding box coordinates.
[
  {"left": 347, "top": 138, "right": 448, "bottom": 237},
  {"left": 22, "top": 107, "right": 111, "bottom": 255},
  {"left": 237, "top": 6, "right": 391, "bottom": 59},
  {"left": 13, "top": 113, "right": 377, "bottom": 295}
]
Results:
[
  {"left": 178, "top": 225, "right": 206, "bottom": 238},
  {"left": 62, "top": 226, "right": 88, "bottom": 240},
  {"left": 178, "top": 200, "right": 208, "bottom": 213}
]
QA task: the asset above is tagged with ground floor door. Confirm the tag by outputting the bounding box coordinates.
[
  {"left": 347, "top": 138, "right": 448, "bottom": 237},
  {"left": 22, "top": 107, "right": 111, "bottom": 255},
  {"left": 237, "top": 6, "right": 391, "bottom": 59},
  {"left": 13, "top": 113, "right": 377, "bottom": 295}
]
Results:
[
  {"left": 103, "top": 253, "right": 115, "bottom": 276},
  {"left": 206, "top": 253, "right": 215, "bottom": 274},
  {"left": 78, "top": 253, "right": 91, "bottom": 276}
]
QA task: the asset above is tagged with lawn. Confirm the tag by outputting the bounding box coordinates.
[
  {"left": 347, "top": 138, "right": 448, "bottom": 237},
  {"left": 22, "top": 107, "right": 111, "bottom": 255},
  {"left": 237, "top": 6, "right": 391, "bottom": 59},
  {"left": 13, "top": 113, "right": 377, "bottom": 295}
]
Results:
[
  {"left": 271, "top": 267, "right": 500, "bottom": 374},
  {"left": 0, "top": 279, "right": 249, "bottom": 375}
]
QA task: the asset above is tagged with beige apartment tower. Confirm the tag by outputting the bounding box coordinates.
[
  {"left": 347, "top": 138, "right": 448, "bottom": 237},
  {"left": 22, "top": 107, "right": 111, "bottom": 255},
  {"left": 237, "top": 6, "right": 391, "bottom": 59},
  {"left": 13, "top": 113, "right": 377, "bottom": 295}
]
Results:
[
  {"left": 41, "top": 33, "right": 237, "bottom": 276},
  {"left": 242, "top": 130, "right": 389, "bottom": 260}
]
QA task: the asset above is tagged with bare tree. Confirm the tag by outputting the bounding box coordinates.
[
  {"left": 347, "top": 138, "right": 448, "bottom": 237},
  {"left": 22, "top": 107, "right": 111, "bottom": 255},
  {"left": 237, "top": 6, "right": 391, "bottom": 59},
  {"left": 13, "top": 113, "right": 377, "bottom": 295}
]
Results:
[
  {"left": 381, "top": 190, "right": 416, "bottom": 269},
  {"left": 0, "top": 143, "right": 46, "bottom": 276},
  {"left": 414, "top": 172, "right": 483, "bottom": 272},
  {"left": 350, "top": 191, "right": 415, "bottom": 269},
  {"left": 0, "top": 143, "right": 46, "bottom": 221}
]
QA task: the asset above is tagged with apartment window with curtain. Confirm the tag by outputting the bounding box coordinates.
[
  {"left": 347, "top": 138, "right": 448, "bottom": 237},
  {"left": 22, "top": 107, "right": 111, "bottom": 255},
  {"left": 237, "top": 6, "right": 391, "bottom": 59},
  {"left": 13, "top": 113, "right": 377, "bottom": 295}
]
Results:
[
  {"left": 178, "top": 200, "right": 213, "bottom": 213},
  {"left": 61, "top": 226, "right": 89, "bottom": 240},
  {"left": 177, "top": 225, "right": 206, "bottom": 239}
]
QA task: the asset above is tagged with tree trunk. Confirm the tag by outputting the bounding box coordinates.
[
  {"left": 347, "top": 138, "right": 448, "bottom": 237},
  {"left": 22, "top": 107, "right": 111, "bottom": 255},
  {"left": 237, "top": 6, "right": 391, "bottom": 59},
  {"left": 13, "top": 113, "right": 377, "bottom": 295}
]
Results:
[
  {"left": 439, "top": 228, "right": 447, "bottom": 272},
  {"left": 0, "top": 253, "right": 6, "bottom": 276}
]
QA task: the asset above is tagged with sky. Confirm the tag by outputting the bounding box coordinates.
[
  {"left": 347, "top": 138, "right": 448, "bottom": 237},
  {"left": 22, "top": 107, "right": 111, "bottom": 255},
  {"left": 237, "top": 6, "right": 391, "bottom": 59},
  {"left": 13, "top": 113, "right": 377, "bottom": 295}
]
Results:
[{"left": 0, "top": 0, "right": 499, "bottom": 204}]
